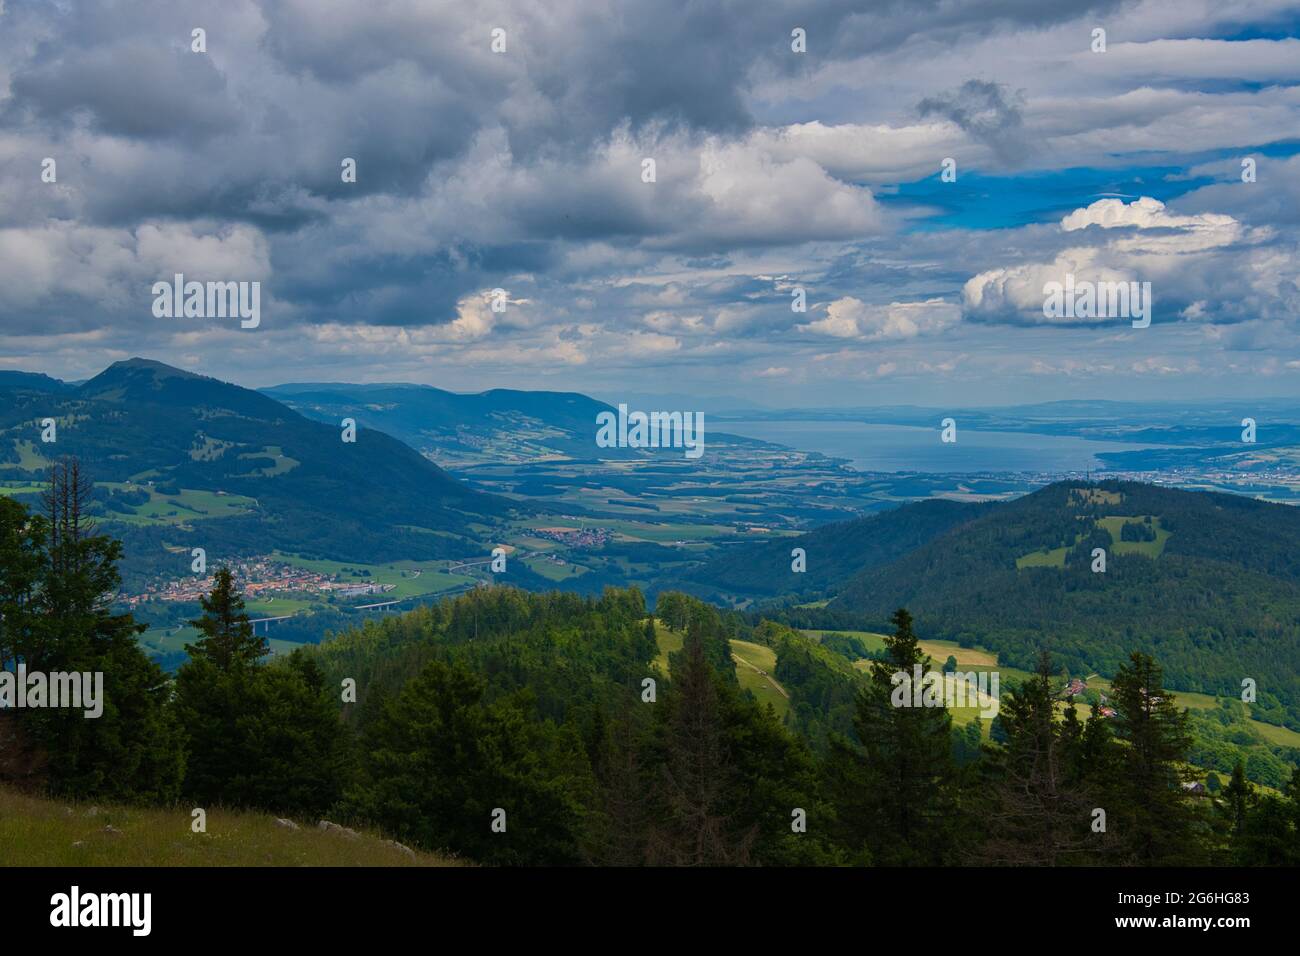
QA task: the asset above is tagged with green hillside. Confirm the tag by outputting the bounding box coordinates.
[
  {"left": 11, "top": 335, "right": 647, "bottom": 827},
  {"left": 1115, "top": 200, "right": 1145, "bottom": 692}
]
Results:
[
  {"left": 829, "top": 481, "right": 1300, "bottom": 729},
  {"left": 0, "top": 359, "right": 519, "bottom": 583},
  {"left": 689, "top": 497, "right": 993, "bottom": 600}
]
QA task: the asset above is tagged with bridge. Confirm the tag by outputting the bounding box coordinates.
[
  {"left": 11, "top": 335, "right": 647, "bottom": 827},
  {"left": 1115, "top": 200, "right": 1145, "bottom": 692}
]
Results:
[
  {"left": 248, "top": 614, "right": 297, "bottom": 634},
  {"left": 353, "top": 600, "right": 401, "bottom": 612}
]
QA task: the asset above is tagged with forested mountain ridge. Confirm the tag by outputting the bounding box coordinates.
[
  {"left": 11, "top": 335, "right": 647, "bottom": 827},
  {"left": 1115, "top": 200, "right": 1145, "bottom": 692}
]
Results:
[
  {"left": 825, "top": 481, "right": 1300, "bottom": 728},
  {"left": 0, "top": 359, "right": 519, "bottom": 572},
  {"left": 688, "top": 497, "right": 995, "bottom": 600},
  {"left": 263, "top": 380, "right": 766, "bottom": 465},
  {"left": 694, "top": 480, "right": 1300, "bottom": 729},
  {"left": 263, "top": 381, "right": 635, "bottom": 462}
]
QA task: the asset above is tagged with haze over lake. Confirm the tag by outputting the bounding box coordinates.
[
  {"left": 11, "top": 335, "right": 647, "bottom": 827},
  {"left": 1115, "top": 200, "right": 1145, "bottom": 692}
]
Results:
[{"left": 722, "top": 420, "right": 1166, "bottom": 474}]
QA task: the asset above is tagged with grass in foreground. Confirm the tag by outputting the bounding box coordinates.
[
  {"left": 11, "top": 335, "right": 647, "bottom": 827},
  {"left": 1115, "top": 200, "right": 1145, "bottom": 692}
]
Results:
[{"left": 0, "top": 785, "right": 462, "bottom": 867}]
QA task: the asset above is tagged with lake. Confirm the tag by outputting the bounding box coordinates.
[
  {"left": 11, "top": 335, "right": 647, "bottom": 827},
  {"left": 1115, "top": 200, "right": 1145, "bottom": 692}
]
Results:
[{"left": 721, "top": 420, "right": 1164, "bottom": 474}]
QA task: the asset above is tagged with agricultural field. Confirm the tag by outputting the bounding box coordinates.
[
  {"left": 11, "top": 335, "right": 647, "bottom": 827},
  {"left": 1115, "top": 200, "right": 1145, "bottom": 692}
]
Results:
[
  {"left": 801, "top": 629, "right": 1000, "bottom": 669},
  {"left": 11, "top": 439, "right": 49, "bottom": 471},
  {"left": 272, "top": 553, "right": 478, "bottom": 602},
  {"left": 800, "top": 628, "right": 1300, "bottom": 749},
  {"left": 236, "top": 445, "right": 300, "bottom": 477},
  {"left": 138, "top": 625, "right": 306, "bottom": 660},
  {"left": 0, "top": 480, "right": 41, "bottom": 497},
  {"left": 0, "top": 479, "right": 259, "bottom": 526},
  {"left": 730, "top": 639, "right": 790, "bottom": 719},
  {"left": 101, "top": 482, "right": 259, "bottom": 526},
  {"left": 521, "top": 554, "right": 587, "bottom": 581}
]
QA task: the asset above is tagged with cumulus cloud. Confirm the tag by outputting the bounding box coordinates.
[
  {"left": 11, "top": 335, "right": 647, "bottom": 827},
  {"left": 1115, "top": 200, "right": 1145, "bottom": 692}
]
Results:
[
  {"left": 800, "top": 297, "right": 961, "bottom": 340},
  {"left": 963, "top": 197, "right": 1292, "bottom": 328},
  {"left": 0, "top": 220, "right": 270, "bottom": 331},
  {"left": 0, "top": 0, "right": 1296, "bottom": 402}
]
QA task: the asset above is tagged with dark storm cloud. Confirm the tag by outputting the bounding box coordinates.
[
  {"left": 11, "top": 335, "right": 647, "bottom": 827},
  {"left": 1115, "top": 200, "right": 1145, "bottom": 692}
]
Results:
[{"left": 11, "top": 40, "right": 238, "bottom": 141}]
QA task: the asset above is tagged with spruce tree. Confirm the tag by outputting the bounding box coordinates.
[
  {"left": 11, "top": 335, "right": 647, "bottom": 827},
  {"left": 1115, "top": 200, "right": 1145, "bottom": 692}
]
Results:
[
  {"left": 1220, "top": 760, "right": 1251, "bottom": 844},
  {"left": 977, "top": 652, "right": 1099, "bottom": 865},
  {"left": 1109, "top": 651, "right": 1201, "bottom": 864},
  {"left": 848, "top": 607, "right": 956, "bottom": 865},
  {"left": 15, "top": 460, "right": 184, "bottom": 801},
  {"left": 586, "top": 696, "right": 652, "bottom": 865},
  {"left": 648, "top": 633, "right": 751, "bottom": 865},
  {"left": 186, "top": 567, "right": 266, "bottom": 670}
]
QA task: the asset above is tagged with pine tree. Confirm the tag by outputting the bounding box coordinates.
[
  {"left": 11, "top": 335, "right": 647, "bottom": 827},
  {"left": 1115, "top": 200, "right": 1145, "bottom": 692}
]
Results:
[
  {"left": 186, "top": 567, "right": 266, "bottom": 670},
  {"left": 586, "top": 696, "right": 652, "bottom": 865},
  {"left": 1220, "top": 760, "right": 1251, "bottom": 842},
  {"left": 847, "top": 607, "right": 957, "bottom": 865},
  {"left": 12, "top": 460, "right": 184, "bottom": 801},
  {"left": 977, "top": 652, "right": 1100, "bottom": 865},
  {"left": 648, "top": 634, "right": 752, "bottom": 865},
  {"left": 1109, "top": 651, "right": 1201, "bottom": 864}
]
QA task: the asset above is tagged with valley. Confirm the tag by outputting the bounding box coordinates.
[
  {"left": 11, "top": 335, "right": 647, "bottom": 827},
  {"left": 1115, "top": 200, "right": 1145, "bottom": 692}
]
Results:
[{"left": 5, "top": 360, "right": 1300, "bottom": 798}]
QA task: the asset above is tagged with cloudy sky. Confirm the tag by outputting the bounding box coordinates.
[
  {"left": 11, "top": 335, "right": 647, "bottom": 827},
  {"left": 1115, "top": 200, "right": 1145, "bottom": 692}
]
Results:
[{"left": 1, "top": 0, "right": 1298, "bottom": 406}]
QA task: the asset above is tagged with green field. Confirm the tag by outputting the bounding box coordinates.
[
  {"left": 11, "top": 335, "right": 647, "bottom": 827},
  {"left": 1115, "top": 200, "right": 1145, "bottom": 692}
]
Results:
[
  {"left": 652, "top": 620, "right": 682, "bottom": 675},
  {"left": 1016, "top": 546, "right": 1067, "bottom": 569},
  {"left": 801, "top": 629, "right": 999, "bottom": 669},
  {"left": 730, "top": 639, "right": 790, "bottom": 719},
  {"left": 11, "top": 440, "right": 50, "bottom": 471},
  {"left": 522, "top": 554, "right": 587, "bottom": 581},
  {"left": 236, "top": 445, "right": 300, "bottom": 477},
  {"left": 97, "top": 484, "right": 259, "bottom": 526},
  {"left": 272, "top": 553, "right": 476, "bottom": 601},
  {"left": 139, "top": 625, "right": 306, "bottom": 660},
  {"left": 515, "top": 516, "right": 735, "bottom": 545},
  {"left": 1097, "top": 515, "right": 1170, "bottom": 557},
  {"left": 0, "top": 785, "right": 459, "bottom": 867},
  {"left": 0, "top": 481, "right": 41, "bottom": 497},
  {"left": 1017, "top": 515, "right": 1169, "bottom": 568},
  {"left": 801, "top": 631, "right": 1300, "bottom": 747},
  {"left": 650, "top": 622, "right": 790, "bottom": 718}
]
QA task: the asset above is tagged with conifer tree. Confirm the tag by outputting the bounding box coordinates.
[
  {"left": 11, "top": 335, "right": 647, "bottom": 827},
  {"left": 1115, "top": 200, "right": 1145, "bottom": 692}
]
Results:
[
  {"left": 648, "top": 633, "right": 751, "bottom": 865},
  {"left": 12, "top": 460, "right": 184, "bottom": 801},
  {"left": 847, "top": 607, "right": 956, "bottom": 865},
  {"left": 176, "top": 573, "right": 345, "bottom": 815},
  {"left": 586, "top": 696, "right": 652, "bottom": 865},
  {"left": 0, "top": 497, "right": 45, "bottom": 672},
  {"left": 977, "top": 652, "right": 1099, "bottom": 865},
  {"left": 1109, "top": 651, "right": 1201, "bottom": 864},
  {"left": 1221, "top": 760, "right": 1251, "bottom": 841},
  {"left": 186, "top": 566, "right": 266, "bottom": 670}
]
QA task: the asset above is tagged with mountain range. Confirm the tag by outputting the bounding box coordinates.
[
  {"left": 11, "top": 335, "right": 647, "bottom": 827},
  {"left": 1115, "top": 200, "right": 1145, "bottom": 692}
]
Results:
[{"left": 0, "top": 359, "right": 517, "bottom": 578}]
